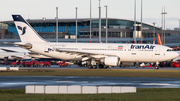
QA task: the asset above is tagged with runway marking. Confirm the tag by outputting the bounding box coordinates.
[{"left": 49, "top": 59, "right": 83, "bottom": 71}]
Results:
[
  {"left": 141, "top": 83, "right": 173, "bottom": 86},
  {"left": 57, "top": 81, "right": 72, "bottom": 82}
]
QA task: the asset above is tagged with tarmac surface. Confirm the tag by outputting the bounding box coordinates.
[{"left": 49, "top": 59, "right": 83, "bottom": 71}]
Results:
[
  {"left": 0, "top": 65, "right": 180, "bottom": 89},
  {"left": 2, "top": 64, "right": 180, "bottom": 70},
  {"left": 0, "top": 76, "right": 180, "bottom": 89}
]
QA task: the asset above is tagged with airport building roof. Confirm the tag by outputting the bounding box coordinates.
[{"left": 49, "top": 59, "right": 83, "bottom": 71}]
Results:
[
  {"left": 1, "top": 18, "right": 161, "bottom": 30},
  {"left": 1, "top": 17, "right": 180, "bottom": 45}
]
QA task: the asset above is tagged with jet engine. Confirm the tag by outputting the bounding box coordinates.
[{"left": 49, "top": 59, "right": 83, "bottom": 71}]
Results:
[
  {"left": 99, "top": 57, "right": 120, "bottom": 66},
  {"left": 4, "top": 57, "right": 8, "bottom": 62}
]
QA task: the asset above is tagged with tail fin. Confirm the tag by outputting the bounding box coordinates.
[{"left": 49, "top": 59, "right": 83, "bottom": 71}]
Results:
[
  {"left": 157, "top": 33, "right": 162, "bottom": 45},
  {"left": 12, "top": 15, "right": 47, "bottom": 43}
]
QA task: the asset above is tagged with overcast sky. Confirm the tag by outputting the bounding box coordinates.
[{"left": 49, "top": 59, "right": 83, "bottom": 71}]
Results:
[{"left": 1, "top": 0, "right": 180, "bottom": 29}]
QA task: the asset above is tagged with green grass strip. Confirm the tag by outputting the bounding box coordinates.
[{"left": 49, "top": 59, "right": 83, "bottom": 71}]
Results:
[
  {"left": 0, "top": 69, "right": 180, "bottom": 78},
  {"left": 0, "top": 88, "right": 180, "bottom": 101}
]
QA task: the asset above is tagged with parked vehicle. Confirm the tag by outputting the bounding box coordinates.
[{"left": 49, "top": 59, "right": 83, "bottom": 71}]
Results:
[
  {"left": 140, "top": 63, "right": 155, "bottom": 68},
  {"left": 43, "top": 61, "right": 51, "bottom": 67},
  {"left": 20, "top": 61, "right": 33, "bottom": 67},
  {"left": 33, "top": 61, "right": 44, "bottom": 67},
  {"left": 10, "top": 62, "right": 17, "bottom": 67},
  {"left": 159, "top": 62, "right": 171, "bottom": 67},
  {"left": 20, "top": 61, "right": 51, "bottom": 67},
  {"left": 66, "top": 61, "right": 74, "bottom": 65},
  {"left": 171, "top": 62, "right": 180, "bottom": 68},
  {"left": 57, "top": 61, "right": 69, "bottom": 67}
]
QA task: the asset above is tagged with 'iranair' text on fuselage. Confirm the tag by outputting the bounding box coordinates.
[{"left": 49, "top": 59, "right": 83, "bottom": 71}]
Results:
[{"left": 130, "top": 45, "right": 155, "bottom": 49}]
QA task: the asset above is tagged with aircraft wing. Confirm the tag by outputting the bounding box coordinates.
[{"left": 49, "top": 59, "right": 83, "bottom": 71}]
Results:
[
  {"left": 0, "top": 48, "right": 17, "bottom": 52},
  {"left": 3, "top": 42, "right": 32, "bottom": 49},
  {"left": 10, "top": 55, "right": 29, "bottom": 60},
  {"left": 27, "top": 52, "right": 52, "bottom": 59},
  {"left": 55, "top": 48, "right": 117, "bottom": 57}
]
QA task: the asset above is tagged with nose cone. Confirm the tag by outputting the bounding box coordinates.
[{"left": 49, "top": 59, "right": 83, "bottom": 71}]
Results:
[{"left": 173, "top": 52, "right": 179, "bottom": 59}]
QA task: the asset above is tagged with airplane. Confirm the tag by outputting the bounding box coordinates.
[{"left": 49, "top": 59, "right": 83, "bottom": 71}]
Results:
[{"left": 8, "top": 15, "right": 179, "bottom": 69}]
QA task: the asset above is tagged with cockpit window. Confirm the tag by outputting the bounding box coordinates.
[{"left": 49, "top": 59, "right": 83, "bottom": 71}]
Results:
[{"left": 167, "top": 49, "right": 174, "bottom": 52}]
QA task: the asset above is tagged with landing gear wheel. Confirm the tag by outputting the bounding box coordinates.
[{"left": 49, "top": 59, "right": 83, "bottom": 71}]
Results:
[
  {"left": 155, "top": 66, "right": 159, "bottom": 69},
  {"left": 104, "top": 66, "right": 108, "bottom": 69},
  {"left": 99, "top": 64, "right": 103, "bottom": 69},
  {"left": 92, "top": 65, "right": 97, "bottom": 69},
  {"left": 88, "top": 65, "right": 92, "bottom": 69}
]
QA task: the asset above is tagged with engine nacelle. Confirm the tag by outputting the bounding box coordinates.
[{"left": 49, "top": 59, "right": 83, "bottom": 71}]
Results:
[{"left": 100, "top": 57, "right": 120, "bottom": 66}]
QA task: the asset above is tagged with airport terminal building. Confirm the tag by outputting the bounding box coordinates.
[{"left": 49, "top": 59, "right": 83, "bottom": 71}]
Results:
[{"left": 1, "top": 18, "right": 180, "bottom": 46}]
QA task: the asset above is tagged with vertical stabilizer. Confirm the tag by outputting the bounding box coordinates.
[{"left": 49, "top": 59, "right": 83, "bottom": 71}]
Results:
[
  {"left": 12, "top": 15, "right": 47, "bottom": 43},
  {"left": 157, "top": 33, "right": 162, "bottom": 45}
]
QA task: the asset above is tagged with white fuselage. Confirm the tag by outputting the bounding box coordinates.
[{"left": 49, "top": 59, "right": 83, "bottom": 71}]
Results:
[{"left": 29, "top": 43, "right": 178, "bottom": 62}]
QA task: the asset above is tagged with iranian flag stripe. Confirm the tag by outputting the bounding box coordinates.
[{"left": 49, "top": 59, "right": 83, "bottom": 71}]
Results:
[{"left": 118, "top": 46, "right": 123, "bottom": 49}]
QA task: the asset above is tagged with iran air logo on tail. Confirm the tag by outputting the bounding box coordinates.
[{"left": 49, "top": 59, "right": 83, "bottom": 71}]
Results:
[{"left": 17, "top": 26, "right": 27, "bottom": 35}]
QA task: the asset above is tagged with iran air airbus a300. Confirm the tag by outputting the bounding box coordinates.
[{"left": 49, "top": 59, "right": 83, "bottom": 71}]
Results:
[{"left": 10, "top": 15, "right": 178, "bottom": 69}]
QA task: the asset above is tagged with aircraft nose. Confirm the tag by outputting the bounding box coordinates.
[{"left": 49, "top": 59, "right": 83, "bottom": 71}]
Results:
[{"left": 173, "top": 52, "right": 179, "bottom": 58}]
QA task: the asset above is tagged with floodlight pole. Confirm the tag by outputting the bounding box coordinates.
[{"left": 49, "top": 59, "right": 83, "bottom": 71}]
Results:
[
  {"left": 105, "top": 5, "right": 108, "bottom": 43},
  {"left": 140, "top": 0, "right": 143, "bottom": 44},
  {"left": 76, "top": 7, "right": 78, "bottom": 43},
  {"left": 56, "top": 7, "right": 58, "bottom": 43},
  {"left": 153, "top": 22, "right": 156, "bottom": 44},
  {"left": 99, "top": 0, "right": 101, "bottom": 43},
  {"left": 90, "top": 0, "right": 92, "bottom": 43},
  {"left": 161, "top": 7, "right": 163, "bottom": 45},
  {"left": 134, "top": 0, "right": 136, "bottom": 44},
  {"left": 163, "top": 6, "right": 167, "bottom": 45}
]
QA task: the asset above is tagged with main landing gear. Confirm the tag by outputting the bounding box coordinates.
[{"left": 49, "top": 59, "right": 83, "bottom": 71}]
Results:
[
  {"left": 88, "top": 65, "right": 97, "bottom": 69},
  {"left": 88, "top": 58, "right": 97, "bottom": 69},
  {"left": 87, "top": 58, "right": 108, "bottom": 69},
  {"left": 99, "top": 64, "right": 108, "bottom": 69},
  {"left": 88, "top": 64, "right": 108, "bottom": 69}
]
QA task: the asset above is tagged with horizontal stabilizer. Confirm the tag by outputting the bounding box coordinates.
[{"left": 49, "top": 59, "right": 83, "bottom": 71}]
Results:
[
  {"left": 0, "top": 48, "right": 17, "bottom": 52},
  {"left": 11, "top": 55, "right": 26, "bottom": 60},
  {"left": 4, "top": 42, "right": 32, "bottom": 49}
]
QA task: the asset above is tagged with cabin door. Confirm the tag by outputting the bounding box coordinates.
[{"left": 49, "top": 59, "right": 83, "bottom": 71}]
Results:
[
  {"left": 131, "top": 49, "right": 138, "bottom": 61},
  {"left": 131, "top": 49, "right": 137, "bottom": 55},
  {"left": 155, "top": 47, "right": 160, "bottom": 55},
  {"left": 44, "top": 44, "right": 49, "bottom": 53}
]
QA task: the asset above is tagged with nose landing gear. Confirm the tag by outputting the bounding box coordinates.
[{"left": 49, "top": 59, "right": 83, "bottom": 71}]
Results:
[{"left": 155, "top": 62, "right": 160, "bottom": 69}]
